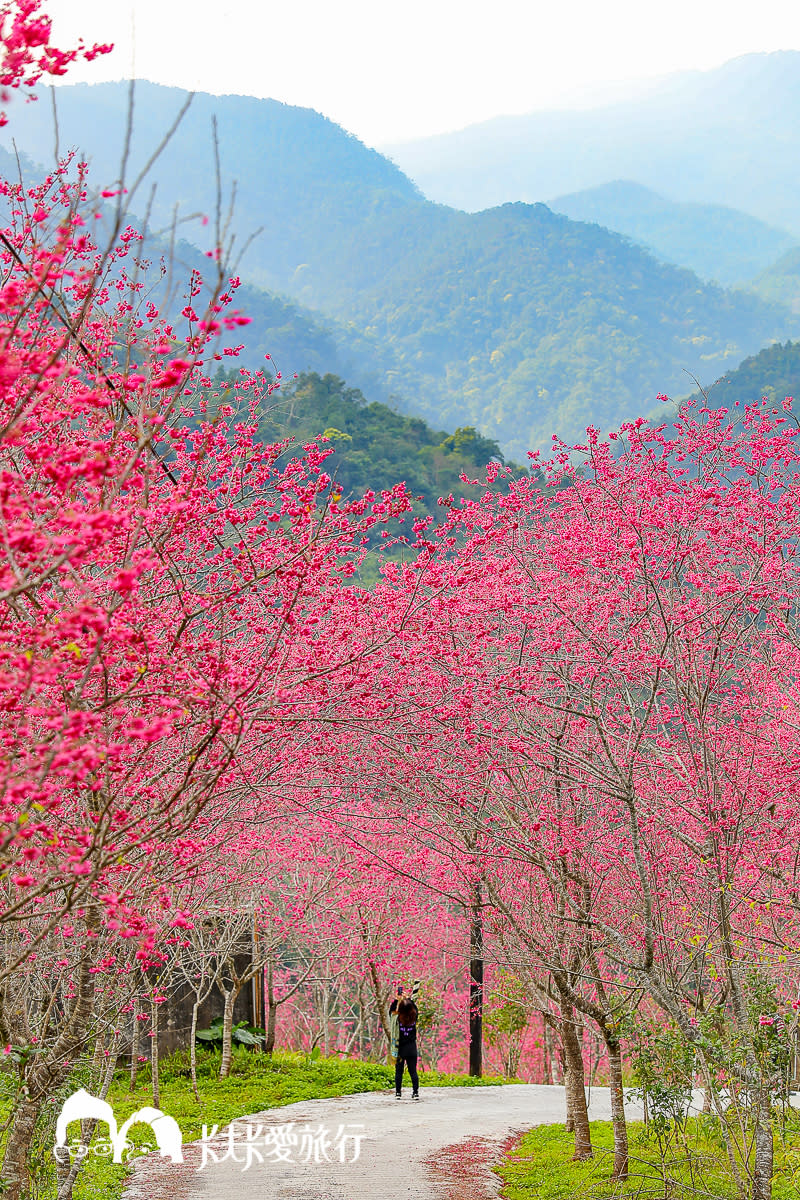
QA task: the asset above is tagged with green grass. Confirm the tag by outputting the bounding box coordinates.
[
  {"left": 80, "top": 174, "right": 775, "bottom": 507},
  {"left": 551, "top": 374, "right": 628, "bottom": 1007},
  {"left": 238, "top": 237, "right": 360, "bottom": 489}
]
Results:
[
  {"left": 70, "top": 1048, "right": 507, "bottom": 1200},
  {"left": 497, "top": 1116, "right": 800, "bottom": 1200}
]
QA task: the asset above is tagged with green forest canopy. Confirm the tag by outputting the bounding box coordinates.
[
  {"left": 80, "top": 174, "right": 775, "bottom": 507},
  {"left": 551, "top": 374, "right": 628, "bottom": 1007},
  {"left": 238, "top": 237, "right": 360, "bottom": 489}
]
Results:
[{"left": 257, "top": 370, "right": 527, "bottom": 506}]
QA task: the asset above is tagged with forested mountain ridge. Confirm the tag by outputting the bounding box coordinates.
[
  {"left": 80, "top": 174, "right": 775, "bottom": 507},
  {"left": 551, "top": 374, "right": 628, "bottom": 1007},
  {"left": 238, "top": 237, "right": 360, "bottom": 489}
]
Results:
[
  {"left": 2, "top": 82, "right": 423, "bottom": 292},
  {"left": 5, "top": 80, "right": 799, "bottom": 457},
  {"left": 200, "top": 370, "right": 529, "bottom": 576},
  {"left": 318, "top": 200, "right": 796, "bottom": 454},
  {"left": 0, "top": 142, "right": 408, "bottom": 408},
  {"left": 682, "top": 339, "right": 800, "bottom": 411},
  {"left": 550, "top": 182, "right": 797, "bottom": 286},
  {"left": 256, "top": 370, "right": 525, "bottom": 507}
]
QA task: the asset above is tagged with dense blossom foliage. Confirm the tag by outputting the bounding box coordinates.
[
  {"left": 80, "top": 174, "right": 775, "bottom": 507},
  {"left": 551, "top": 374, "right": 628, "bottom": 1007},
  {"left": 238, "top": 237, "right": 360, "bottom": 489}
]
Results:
[{"left": 3, "top": 7, "right": 800, "bottom": 1200}]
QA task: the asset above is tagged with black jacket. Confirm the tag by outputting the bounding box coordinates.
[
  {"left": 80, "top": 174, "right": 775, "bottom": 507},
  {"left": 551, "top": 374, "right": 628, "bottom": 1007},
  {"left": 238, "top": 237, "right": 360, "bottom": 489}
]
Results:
[
  {"left": 391, "top": 999, "right": 418, "bottom": 1057},
  {"left": 397, "top": 1021, "right": 417, "bottom": 1057}
]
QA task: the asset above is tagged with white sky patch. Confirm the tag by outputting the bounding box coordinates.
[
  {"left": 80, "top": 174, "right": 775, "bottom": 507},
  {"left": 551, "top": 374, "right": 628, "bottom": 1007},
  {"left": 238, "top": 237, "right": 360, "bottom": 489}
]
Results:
[{"left": 46, "top": 0, "right": 800, "bottom": 146}]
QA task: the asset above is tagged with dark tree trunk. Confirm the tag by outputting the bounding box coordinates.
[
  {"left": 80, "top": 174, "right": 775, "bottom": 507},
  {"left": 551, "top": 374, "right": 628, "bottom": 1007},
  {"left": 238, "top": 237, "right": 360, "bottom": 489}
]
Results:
[
  {"left": 265, "top": 961, "right": 277, "bottom": 1055},
  {"left": 469, "top": 885, "right": 483, "bottom": 1078}
]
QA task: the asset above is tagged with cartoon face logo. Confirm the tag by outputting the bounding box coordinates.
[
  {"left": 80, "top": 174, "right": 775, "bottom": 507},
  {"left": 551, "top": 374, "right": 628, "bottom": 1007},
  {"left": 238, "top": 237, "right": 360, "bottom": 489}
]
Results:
[{"left": 54, "top": 1089, "right": 184, "bottom": 1164}]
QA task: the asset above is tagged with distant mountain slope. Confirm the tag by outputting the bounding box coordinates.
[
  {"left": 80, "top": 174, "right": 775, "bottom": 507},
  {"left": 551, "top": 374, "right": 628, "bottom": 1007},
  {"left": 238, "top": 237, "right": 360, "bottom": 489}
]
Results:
[
  {"left": 0, "top": 137, "right": 408, "bottom": 405},
  {"left": 682, "top": 339, "right": 800, "bottom": 409},
  {"left": 384, "top": 52, "right": 800, "bottom": 235},
  {"left": 219, "top": 279, "right": 404, "bottom": 394},
  {"left": 550, "top": 182, "right": 797, "bottom": 285},
  {"left": 748, "top": 248, "right": 800, "bottom": 314},
  {"left": 2, "top": 81, "right": 423, "bottom": 291},
  {"left": 319, "top": 200, "right": 798, "bottom": 455},
  {"left": 4, "top": 81, "right": 799, "bottom": 457}
]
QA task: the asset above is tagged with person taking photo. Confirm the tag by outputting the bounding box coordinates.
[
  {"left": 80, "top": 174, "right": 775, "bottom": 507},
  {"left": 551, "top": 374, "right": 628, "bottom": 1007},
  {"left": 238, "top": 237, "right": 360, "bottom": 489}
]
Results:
[{"left": 389, "top": 980, "right": 421, "bottom": 1099}]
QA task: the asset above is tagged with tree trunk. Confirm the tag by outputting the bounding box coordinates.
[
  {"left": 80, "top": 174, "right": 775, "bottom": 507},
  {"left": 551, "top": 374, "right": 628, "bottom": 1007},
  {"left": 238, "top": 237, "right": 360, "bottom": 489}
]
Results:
[
  {"left": 751, "top": 1087, "right": 774, "bottom": 1200},
  {"left": 357, "top": 981, "right": 366, "bottom": 1060},
  {"left": 129, "top": 998, "right": 140, "bottom": 1092},
  {"left": 2, "top": 1098, "right": 39, "bottom": 1200},
  {"left": 542, "top": 1017, "right": 554, "bottom": 1085},
  {"left": 564, "top": 1056, "right": 575, "bottom": 1131},
  {"left": 265, "top": 999, "right": 278, "bottom": 1056},
  {"left": 57, "top": 1031, "right": 121, "bottom": 1200},
  {"left": 560, "top": 1026, "right": 574, "bottom": 1129},
  {"left": 151, "top": 998, "right": 160, "bottom": 1109},
  {"left": 190, "top": 998, "right": 201, "bottom": 1102},
  {"left": 251, "top": 917, "right": 263, "bottom": 1034},
  {"left": 605, "top": 1035, "right": 629, "bottom": 1180},
  {"left": 219, "top": 986, "right": 240, "bottom": 1079},
  {"left": 367, "top": 961, "right": 389, "bottom": 1039},
  {"left": 1, "top": 927, "right": 99, "bottom": 1200},
  {"left": 265, "top": 961, "right": 277, "bottom": 1055},
  {"left": 5, "top": 1046, "right": 88, "bottom": 1198},
  {"left": 88, "top": 1030, "right": 105, "bottom": 1083},
  {"left": 560, "top": 1000, "right": 592, "bottom": 1159},
  {"left": 321, "top": 983, "right": 330, "bottom": 1057},
  {"left": 469, "top": 885, "right": 483, "bottom": 1078},
  {"left": 507, "top": 1034, "right": 524, "bottom": 1078}
]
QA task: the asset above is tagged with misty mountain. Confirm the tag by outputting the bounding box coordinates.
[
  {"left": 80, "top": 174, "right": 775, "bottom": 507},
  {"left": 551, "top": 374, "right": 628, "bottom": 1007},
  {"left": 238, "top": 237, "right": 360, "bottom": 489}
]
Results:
[
  {"left": 550, "top": 182, "right": 797, "bottom": 286},
  {"left": 4, "top": 80, "right": 798, "bottom": 457},
  {"left": 384, "top": 52, "right": 800, "bottom": 236},
  {"left": 2, "top": 81, "right": 422, "bottom": 293},
  {"left": 748, "top": 248, "right": 800, "bottom": 314}
]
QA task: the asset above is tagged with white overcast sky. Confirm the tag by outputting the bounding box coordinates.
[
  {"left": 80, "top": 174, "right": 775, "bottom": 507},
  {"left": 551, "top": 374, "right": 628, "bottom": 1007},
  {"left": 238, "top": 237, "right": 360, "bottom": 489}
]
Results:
[{"left": 45, "top": 0, "right": 800, "bottom": 146}]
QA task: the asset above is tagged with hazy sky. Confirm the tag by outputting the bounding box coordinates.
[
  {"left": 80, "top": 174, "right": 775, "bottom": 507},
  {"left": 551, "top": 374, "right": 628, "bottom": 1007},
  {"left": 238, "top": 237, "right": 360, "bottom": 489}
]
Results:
[{"left": 46, "top": 0, "right": 800, "bottom": 146}]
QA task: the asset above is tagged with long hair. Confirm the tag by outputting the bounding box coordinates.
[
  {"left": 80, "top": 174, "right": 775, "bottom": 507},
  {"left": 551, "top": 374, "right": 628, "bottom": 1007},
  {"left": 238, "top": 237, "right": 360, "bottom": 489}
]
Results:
[{"left": 397, "top": 998, "right": 418, "bottom": 1028}]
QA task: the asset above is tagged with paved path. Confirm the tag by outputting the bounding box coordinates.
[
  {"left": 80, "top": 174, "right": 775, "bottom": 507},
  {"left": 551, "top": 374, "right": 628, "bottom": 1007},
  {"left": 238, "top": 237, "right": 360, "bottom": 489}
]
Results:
[{"left": 122, "top": 1084, "right": 652, "bottom": 1200}]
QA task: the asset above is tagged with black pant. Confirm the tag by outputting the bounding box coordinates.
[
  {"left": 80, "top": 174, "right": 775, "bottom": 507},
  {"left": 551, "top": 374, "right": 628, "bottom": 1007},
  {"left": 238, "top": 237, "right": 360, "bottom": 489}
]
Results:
[{"left": 395, "top": 1052, "right": 419, "bottom": 1094}]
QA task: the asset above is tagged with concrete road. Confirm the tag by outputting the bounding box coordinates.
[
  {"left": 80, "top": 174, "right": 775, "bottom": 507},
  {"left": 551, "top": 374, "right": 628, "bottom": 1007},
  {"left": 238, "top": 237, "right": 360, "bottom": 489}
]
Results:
[{"left": 121, "top": 1084, "right": 651, "bottom": 1200}]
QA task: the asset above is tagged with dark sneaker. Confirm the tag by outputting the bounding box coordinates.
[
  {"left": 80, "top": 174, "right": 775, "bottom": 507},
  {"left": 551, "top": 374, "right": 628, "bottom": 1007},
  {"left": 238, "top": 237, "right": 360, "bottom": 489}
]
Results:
[
  {"left": 411, "top": 1093, "right": 420, "bottom": 1101},
  {"left": 395, "top": 1092, "right": 402, "bottom": 1099}
]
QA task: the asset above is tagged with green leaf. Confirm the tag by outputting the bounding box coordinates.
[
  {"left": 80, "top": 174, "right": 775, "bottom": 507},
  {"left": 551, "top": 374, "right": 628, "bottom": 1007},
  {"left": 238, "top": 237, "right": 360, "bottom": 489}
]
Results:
[{"left": 232, "top": 1028, "right": 262, "bottom": 1046}]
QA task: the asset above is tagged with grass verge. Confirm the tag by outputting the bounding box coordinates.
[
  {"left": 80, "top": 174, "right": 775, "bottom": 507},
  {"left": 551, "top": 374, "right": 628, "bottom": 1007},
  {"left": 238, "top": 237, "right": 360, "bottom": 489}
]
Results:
[{"left": 497, "top": 1116, "right": 800, "bottom": 1200}]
